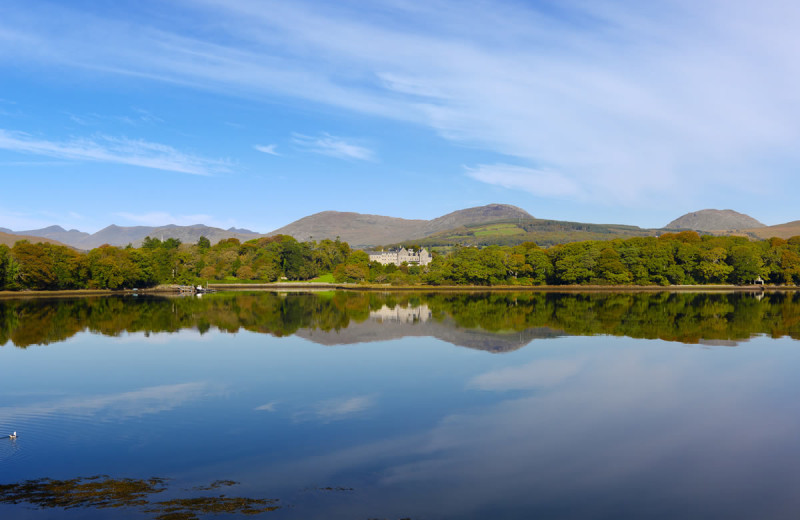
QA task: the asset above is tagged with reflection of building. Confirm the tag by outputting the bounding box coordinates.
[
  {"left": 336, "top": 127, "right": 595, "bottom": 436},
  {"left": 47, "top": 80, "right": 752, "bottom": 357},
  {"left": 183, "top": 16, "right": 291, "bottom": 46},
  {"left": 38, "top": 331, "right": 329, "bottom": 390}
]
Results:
[
  {"left": 370, "top": 304, "right": 431, "bottom": 323},
  {"left": 367, "top": 247, "right": 432, "bottom": 266}
]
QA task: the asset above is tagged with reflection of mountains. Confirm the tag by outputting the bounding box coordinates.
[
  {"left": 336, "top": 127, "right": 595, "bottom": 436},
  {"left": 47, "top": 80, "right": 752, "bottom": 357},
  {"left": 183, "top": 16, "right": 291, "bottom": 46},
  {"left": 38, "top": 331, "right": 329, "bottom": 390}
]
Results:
[{"left": 297, "top": 306, "right": 563, "bottom": 352}]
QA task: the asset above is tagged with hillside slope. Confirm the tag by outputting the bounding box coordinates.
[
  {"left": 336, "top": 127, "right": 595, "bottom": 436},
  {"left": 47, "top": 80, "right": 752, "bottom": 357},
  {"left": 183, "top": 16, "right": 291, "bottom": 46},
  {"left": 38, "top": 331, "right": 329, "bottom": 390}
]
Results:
[
  {"left": 268, "top": 204, "right": 533, "bottom": 247},
  {"left": 11, "top": 225, "right": 90, "bottom": 245},
  {"left": 743, "top": 221, "right": 800, "bottom": 240},
  {"left": 267, "top": 211, "right": 427, "bottom": 247},
  {"left": 422, "top": 204, "right": 532, "bottom": 235},
  {"left": 665, "top": 209, "right": 765, "bottom": 231},
  {"left": 405, "top": 218, "right": 657, "bottom": 248},
  {"left": 0, "top": 231, "right": 72, "bottom": 248}
]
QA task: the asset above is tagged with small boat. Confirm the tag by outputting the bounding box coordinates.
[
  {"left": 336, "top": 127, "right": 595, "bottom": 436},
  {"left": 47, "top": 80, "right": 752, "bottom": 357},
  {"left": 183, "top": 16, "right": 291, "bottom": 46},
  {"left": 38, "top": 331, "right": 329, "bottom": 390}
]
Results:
[{"left": 8, "top": 431, "right": 16, "bottom": 439}]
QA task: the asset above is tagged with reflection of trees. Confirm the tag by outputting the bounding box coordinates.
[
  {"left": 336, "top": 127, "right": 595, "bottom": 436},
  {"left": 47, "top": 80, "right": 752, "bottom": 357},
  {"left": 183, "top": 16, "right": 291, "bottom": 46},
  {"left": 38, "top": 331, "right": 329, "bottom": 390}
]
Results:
[
  {"left": 0, "top": 475, "right": 279, "bottom": 519},
  {"left": 2, "top": 291, "right": 800, "bottom": 348}
]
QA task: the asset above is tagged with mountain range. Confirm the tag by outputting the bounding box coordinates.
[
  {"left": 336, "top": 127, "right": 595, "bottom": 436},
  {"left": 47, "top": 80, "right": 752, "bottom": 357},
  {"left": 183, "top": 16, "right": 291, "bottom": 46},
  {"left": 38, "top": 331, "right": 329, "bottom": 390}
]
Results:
[
  {"left": 1, "top": 205, "right": 797, "bottom": 250},
  {"left": 0, "top": 224, "right": 262, "bottom": 250}
]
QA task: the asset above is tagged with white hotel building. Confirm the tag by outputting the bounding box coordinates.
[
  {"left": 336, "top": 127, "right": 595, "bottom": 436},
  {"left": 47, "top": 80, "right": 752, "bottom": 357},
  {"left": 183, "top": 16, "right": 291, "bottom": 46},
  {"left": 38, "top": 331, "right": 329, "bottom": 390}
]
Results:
[{"left": 367, "top": 247, "right": 432, "bottom": 266}]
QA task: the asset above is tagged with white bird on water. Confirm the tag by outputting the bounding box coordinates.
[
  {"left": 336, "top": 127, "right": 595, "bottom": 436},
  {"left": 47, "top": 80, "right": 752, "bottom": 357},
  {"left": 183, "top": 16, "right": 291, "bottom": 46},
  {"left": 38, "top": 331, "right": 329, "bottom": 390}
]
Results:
[{"left": 8, "top": 432, "right": 16, "bottom": 439}]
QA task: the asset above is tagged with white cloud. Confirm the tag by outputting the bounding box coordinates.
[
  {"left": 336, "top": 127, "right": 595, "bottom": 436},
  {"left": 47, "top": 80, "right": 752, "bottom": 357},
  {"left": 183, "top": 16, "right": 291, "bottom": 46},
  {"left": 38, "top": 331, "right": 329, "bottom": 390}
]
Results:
[
  {"left": 466, "top": 164, "right": 583, "bottom": 199},
  {"left": 0, "top": 129, "right": 229, "bottom": 175},
  {"left": 292, "top": 133, "right": 375, "bottom": 161},
  {"left": 254, "top": 144, "right": 280, "bottom": 156}
]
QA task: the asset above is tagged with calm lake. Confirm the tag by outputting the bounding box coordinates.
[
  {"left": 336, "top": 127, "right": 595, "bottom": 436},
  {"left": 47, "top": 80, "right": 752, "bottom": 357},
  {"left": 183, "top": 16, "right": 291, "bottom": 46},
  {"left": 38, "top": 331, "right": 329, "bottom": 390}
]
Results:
[{"left": 2, "top": 290, "right": 800, "bottom": 519}]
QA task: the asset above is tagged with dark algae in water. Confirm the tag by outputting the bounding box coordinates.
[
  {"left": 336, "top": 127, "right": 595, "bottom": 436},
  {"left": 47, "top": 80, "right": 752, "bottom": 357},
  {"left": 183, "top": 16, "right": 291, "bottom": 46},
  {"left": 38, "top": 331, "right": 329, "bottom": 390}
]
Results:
[{"left": 0, "top": 475, "right": 280, "bottom": 519}]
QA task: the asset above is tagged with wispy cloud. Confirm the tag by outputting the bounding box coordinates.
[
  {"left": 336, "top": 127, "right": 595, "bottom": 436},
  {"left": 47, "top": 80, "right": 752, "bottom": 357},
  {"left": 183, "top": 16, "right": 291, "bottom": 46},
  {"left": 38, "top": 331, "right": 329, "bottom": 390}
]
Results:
[
  {"left": 131, "top": 107, "right": 163, "bottom": 124},
  {"left": 0, "top": 160, "right": 70, "bottom": 166},
  {"left": 292, "top": 132, "right": 375, "bottom": 161},
  {"left": 254, "top": 144, "right": 280, "bottom": 156},
  {"left": 65, "top": 108, "right": 164, "bottom": 127},
  {"left": 466, "top": 164, "right": 584, "bottom": 200},
  {"left": 0, "top": 129, "right": 229, "bottom": 175},
  {"left": 3, "top": 1, "right": 800, "bottom": 211}
]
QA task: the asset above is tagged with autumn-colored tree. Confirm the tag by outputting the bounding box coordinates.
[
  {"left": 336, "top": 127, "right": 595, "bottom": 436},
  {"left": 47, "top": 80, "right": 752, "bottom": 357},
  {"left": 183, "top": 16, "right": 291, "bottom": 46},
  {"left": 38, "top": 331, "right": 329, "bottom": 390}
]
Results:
[{"left": 236, "top": 265, "right": 255, "bottom": 280}]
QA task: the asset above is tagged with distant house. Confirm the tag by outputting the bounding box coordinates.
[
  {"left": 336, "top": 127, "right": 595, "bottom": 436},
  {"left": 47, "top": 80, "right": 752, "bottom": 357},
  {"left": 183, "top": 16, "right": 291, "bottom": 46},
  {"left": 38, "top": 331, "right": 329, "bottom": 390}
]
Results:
[{"left": 367, "top": 247, "right": 432, "bottom": 266}]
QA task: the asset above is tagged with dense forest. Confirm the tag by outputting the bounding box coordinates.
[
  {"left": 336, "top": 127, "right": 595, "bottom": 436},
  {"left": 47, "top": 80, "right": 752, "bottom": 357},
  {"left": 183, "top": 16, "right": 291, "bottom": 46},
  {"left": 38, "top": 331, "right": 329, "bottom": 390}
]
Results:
[{"left": 1, "top": 231, "right": 800, "bottom": 290}]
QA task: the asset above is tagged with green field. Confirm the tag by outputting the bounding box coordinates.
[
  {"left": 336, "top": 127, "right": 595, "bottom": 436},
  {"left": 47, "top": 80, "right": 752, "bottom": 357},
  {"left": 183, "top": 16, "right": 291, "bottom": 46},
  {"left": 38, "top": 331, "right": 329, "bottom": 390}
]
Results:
[{"left": 472, "top": 223, "right": 526, "bottom": 237}]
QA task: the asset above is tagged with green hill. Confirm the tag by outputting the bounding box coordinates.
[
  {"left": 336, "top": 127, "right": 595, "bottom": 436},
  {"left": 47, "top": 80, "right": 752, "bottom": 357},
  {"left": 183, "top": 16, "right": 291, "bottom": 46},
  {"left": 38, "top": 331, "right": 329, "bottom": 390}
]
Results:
[{"left": 394, "top": 217, "right": 658, "bottom": 249}]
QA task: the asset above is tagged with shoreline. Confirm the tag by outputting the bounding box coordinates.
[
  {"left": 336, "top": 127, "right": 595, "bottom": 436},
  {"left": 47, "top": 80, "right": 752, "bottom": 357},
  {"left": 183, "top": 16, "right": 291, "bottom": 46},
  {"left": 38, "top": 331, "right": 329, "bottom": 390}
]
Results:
[
  {"left": 0, "top": 286, "right": 182, "bottom": 299},
  {"left": 209, "top": 283, "right": 794, "bottom": 293},
  {"left": 2, "top": 283, "right": 794, "bottom": 298}
]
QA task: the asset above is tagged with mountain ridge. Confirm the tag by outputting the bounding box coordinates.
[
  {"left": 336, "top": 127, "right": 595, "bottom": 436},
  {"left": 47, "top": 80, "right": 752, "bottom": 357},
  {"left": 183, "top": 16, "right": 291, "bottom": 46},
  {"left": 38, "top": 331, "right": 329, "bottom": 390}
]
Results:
[
  {"left": 266, "top": 204, "right": 533, "bottom": 247},
  {"left": 4, "top": 206, "right": 799, "bottom": 250}
]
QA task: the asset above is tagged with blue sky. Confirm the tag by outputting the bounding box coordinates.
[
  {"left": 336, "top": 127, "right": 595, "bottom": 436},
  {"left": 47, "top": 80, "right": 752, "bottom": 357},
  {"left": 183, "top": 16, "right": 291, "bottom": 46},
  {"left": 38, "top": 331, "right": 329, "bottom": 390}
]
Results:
[{"left": 2, "top": 0, "right": 799, "bottom": 233}]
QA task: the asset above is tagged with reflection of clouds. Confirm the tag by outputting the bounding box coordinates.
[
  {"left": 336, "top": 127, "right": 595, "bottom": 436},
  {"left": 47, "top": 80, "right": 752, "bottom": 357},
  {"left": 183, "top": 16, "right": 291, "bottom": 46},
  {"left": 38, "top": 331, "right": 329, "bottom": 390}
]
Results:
[
  {"left": 317, "top": 396, "right": 375, "bottom": 418},
  {"left": 245, "top": 338, "right": 800, "bottom": 519},
  {"left": 469, "top": 358, "right": 584, "bottom": 391},
  {"left": 0, "top": 382, "right": 216, "bottom": 422},
  {"left": 255, "top": 401, "right": 278, "bottom": 412},
  {"left": 293, "top": 395, "right": 377, "bottom": 422}
]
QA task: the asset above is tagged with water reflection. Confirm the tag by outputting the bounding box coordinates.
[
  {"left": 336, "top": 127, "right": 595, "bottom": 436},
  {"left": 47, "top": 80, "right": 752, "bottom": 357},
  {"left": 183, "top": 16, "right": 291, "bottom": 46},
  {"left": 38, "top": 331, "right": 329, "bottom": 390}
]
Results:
[
  {"left": 3, "top": 292, "right": 800, "bottom": 518},
  {"left": 0, "top": 382, "right": 216, "bottom": 425},
  {"left": 2, "top": 291, "right": 800, "bottom": 349}
]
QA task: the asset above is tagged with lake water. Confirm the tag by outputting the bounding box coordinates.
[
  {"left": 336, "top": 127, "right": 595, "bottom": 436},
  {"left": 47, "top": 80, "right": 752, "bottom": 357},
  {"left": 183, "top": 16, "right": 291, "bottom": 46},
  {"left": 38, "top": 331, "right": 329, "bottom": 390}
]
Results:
[{"left": 2, "top": 290, "right": 800, "bottom": 519}]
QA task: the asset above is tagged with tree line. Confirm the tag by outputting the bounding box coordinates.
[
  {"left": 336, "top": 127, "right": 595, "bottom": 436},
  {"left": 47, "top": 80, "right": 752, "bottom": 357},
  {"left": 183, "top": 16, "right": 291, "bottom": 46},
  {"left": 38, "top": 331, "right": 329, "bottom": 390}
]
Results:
[
  {"left": 341, "top": 231, "right": 800, "bottom": 286},
  {"left": 1, "top": 230, "right": 800, "bottom": 290},
  {"left": 0, "top": 234, "right": 351, "bottom": 290}
]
